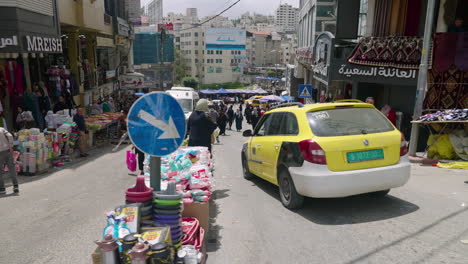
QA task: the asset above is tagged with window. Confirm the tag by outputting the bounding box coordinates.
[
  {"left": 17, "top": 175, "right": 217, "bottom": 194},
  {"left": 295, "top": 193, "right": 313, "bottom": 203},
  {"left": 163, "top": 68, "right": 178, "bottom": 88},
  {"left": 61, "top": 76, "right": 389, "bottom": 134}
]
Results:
[
  {"left": 188, "top": 33, "right": 191, "bottom": 37},
  {"left": 254, "top": 113, "right": 298, "bottom": 136},
  {"left": 231, "top": 51, "right": 234, "bottom": 55},
  {"left": 195, "top": 59, "right": 199, "bottom": 63},
  {"left": 195, "top": 50, "right": 198, "bottom": 54},
  {"left": 358, "top": 0, "right": 368, "bottom": 36},
  {"left": 254, "top": 114, "right": 272, "bottom": 136},
  {"left": 231, "top": 59, "right": 234, "bottom": 63},
  {"left": 195, "top": 41, "right": 199, "bottom": 46},
  {"left": 307, "top": 108, "right": 394, "bottom": 137},
  {"left": 195, "top": 32, "right": 199, "bottom": 37}
]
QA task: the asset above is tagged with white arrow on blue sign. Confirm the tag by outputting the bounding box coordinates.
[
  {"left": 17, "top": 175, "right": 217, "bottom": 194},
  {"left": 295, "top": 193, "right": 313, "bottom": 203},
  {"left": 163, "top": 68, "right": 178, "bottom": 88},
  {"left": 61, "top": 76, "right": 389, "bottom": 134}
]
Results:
[{"left": 127, "top": 92, "right": 186, "bottom": 157}]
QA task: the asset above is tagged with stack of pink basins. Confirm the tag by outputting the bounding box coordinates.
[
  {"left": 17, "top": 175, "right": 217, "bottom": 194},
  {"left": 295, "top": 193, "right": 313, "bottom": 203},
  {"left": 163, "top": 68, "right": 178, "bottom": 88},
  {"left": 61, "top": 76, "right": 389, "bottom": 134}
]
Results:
[{"left": 125, "top": 176, "right": 154, "bottom": 221}]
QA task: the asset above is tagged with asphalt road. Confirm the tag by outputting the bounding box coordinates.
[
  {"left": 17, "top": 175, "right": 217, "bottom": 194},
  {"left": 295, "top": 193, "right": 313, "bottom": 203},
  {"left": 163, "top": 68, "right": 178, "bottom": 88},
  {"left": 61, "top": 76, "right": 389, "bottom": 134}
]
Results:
[
  {"left": 0, "top": 123, "right": 467, "bottom": 263},
  {"left": 206, "top": 125, "right": 468, "bottom": 264}
]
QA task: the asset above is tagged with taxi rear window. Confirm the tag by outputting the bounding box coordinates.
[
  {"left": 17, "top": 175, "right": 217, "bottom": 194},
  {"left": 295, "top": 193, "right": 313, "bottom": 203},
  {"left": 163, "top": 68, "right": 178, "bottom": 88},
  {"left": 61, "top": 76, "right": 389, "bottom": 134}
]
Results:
[{"left": 307, "top": 108, "right": 394, "bottom": 137}]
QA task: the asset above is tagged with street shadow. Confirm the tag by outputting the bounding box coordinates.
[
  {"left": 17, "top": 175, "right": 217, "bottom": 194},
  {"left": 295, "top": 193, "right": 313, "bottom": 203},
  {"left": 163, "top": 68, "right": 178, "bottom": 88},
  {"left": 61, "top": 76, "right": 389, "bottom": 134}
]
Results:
[
  {"left": 3, "top": 144, "right": 129, "bottom": 188},
  {"left": 250, "top": 177, "right": 420, "bottom": 225},
  {"left": 344, "top": 207, "right": 468, "bottom": 264},
  {"left": 206, "top": 189, "right": 225, "bottom": 254}
]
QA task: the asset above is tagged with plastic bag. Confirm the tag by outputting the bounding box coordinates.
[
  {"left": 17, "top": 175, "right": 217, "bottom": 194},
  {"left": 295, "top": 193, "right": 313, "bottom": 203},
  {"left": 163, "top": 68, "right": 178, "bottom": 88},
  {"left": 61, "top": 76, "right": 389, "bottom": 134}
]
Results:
[
  {"left": 449, "top": 131, "right": 468, "bottom": 161},
  {"left": 126, "top": 150, "right": 137, "bottom": 172},
  {"left": 427, "top": 134, "right": 457, "bottom": 160},
  {"left": 437, "top": 162, "right": 468, "bottom": 169}
]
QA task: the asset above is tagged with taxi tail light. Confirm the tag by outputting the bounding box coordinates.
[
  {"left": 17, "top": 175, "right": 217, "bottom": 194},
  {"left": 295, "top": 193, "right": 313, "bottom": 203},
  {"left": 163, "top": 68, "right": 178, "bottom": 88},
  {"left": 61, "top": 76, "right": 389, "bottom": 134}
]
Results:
[
  {"left": 400, "top": 133, "right": 408, "bottom": 156},
  {"left": 299, "top": 140, "right": 327, "bottom": 165}
]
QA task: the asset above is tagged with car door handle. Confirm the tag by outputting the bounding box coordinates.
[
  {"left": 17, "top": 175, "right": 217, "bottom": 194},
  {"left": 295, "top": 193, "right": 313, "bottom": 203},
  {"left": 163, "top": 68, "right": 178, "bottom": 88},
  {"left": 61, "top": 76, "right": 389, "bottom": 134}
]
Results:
[{"left": 274, "top": 144, "right": 280, "bottom": 150}]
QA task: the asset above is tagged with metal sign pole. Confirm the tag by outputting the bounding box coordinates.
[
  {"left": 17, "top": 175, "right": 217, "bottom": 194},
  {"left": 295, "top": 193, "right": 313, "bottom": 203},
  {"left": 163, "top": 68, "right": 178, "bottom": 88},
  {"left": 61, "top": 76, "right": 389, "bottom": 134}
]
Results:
[{"left": 150, "top": 156, "right": 161, "bottom": 192}]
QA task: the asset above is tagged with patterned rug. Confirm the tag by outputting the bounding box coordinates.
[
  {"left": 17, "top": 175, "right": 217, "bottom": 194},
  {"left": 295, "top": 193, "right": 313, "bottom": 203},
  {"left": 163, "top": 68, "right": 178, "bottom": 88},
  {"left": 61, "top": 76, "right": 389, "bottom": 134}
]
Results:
[
  {"left": 424, "top": 65, "right": 468, "bottom": 109},
  {"left": 347, "top": 36, "right": 424, "bottom": 69}
]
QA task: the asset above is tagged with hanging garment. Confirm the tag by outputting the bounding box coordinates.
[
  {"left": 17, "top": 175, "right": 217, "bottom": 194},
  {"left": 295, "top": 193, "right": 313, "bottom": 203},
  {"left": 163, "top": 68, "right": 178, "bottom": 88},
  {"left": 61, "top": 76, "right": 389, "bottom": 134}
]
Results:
[
  {"left": 433, "top": 33, "right": 458, "bottom": 72},
  {"left": 4, "top": 61, "right": 24, "bottom": 95},
  {"left": 455, "top": 32, "right": 468, "bottom": 71}
]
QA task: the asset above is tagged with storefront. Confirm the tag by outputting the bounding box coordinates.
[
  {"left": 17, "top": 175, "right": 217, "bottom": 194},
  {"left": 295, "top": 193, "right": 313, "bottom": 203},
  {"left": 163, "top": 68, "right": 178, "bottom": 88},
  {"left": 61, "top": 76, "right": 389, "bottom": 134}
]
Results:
[{"left": 0, "top": 3, "right": 63, "bottom": 130}]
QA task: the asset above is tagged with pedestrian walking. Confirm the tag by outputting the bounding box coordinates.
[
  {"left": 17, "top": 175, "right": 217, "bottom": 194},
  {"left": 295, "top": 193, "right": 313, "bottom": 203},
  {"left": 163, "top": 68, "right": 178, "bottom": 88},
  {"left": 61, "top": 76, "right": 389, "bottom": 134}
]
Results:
[
  {"left": 227, "top": 105, "right": 234, "bottom": 130},
  {"left": 187, "top": 99, "right": 217, "bottom": 153},
  {"left": 234, "top": 108, "right": 244, "bottom": 132},
  {"left": 251, "top": 107, "right": 260, "bottom": 130},
  {"left": 134, "top": 146, "right": 145, "bottom": 175},
  {"left": 73, "top": 107, "right": 89, "bottom": 157},
  {"left": 217, "top": 109, "right": 228, "bottom": 136},
  {"left": 244, "top": 105, "right": 252, "bottom": 125},
  {"left": 0, "top": 127, "right": 19, "bottom": 194}
]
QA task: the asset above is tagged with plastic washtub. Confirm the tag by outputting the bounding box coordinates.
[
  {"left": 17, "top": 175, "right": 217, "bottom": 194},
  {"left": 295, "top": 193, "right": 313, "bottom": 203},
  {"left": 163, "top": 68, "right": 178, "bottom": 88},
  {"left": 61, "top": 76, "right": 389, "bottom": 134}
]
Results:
[
  {"left": 154, "top": 208, "right": 182, "bottom": 215},
  {"left": 153, "top": 199, "right": 181, "bottom": 206},
  {"left": 154, "top": 204, "right": 181, "bottom": 210},
  {"left": 126, "top": 176, "right": 153, "bottom": 197},
  {"left": 126, "top": 195, "right": 153, "bottom": 203},
  {"left": 154, "top": 214, "right": 181, "bottom": 220}
]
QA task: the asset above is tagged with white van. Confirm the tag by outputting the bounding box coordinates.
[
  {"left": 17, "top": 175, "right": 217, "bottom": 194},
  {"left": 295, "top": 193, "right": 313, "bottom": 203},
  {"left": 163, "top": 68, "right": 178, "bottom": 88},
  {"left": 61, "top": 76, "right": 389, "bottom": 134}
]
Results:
[{"left": 166, "top": 87, "right": 200, "bottom": 120}]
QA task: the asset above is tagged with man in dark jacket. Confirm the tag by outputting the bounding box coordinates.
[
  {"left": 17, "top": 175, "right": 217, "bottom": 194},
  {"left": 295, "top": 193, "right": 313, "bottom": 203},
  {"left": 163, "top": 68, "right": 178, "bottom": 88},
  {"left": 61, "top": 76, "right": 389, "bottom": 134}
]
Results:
[{"left": 187, "top": 99, "right": 217, "bottom": 153}]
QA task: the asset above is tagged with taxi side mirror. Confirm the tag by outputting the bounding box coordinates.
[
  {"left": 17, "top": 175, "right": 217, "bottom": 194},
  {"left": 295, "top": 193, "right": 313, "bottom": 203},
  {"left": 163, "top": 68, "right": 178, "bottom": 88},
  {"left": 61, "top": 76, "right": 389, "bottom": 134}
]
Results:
[{"left": 243, "top": 130, "right": 253, "bottom": 137}]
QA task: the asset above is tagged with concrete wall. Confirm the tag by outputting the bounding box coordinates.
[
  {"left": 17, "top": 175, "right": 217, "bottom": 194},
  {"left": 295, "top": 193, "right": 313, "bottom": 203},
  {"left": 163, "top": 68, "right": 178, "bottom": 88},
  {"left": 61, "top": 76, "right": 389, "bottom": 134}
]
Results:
[
  {"left": 57, "top": 0, "right": 113, "bottom": 35},
  {"left": 0, "top": 0, "right": 54, "bottom": 16}
]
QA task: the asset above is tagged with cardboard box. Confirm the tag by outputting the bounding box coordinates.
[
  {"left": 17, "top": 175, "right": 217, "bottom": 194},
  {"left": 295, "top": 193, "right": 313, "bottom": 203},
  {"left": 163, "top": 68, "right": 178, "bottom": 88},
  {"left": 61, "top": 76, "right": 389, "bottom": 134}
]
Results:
[{"left": 182, "top": 202, "right": 209, "bottom": 233}]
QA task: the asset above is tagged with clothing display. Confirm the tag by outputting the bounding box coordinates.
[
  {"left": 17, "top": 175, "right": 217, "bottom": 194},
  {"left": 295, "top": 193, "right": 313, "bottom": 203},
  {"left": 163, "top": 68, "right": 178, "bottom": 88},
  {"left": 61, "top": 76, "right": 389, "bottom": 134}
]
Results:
[{"left": 418, "top": 109, "right": 468, "bottom": 122}]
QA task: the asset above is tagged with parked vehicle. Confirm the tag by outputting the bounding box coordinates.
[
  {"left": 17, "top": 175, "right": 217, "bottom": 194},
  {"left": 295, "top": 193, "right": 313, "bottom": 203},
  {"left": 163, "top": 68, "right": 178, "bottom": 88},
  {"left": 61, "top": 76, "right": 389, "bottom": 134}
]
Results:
[{"left": 166, "top": 87, "right": 200, "bottom": 120}]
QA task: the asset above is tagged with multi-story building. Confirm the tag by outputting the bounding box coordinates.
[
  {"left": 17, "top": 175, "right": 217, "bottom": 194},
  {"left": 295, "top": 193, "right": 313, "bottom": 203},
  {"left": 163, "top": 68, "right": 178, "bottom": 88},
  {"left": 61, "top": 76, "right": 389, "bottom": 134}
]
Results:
[
  {"left": 275, "top": 4, "right": 299, "bottom": 32},
  {"left": 186, "top": 8, "right": 198, "bottom": 20},
  {"left": 246, "top": 31, "right": 282, "bottom": 67},
  {"left": 177, "top": 27, "right": 246, "bottom": 84},
  {"left": 147, "top": 0, "right": 163, "bottom": 25}
]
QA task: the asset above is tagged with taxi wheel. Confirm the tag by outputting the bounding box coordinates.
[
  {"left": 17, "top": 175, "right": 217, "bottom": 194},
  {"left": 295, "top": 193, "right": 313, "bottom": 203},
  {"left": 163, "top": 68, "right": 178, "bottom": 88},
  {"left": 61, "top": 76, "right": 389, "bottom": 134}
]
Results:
[
  {"left": 242, "top": 154, "right": 254, "bottom": 180},
  {"left": 278, "top": 169, "right": 304, "bottom": 210}
]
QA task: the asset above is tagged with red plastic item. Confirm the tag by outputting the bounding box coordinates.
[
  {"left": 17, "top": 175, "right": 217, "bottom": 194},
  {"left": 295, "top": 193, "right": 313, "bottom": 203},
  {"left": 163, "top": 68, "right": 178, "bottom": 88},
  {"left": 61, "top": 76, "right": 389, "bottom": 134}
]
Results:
[
  {"left": 126, "top": 195, "right": 153, "bottom": 203},
  {"left": 126, "top": 176, "right": 153, "bottom": 197},
  {"left": 181, "top": 217, "right": 204, "bottom": 251}
]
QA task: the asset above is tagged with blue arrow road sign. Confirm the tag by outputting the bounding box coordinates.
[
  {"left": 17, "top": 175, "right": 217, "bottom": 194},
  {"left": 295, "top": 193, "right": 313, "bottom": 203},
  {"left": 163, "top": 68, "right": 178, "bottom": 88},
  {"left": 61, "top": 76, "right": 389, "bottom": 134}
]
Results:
[
  {"left": 127, "top": 92, "right": 186, "bottom": 157},
  {"left": 298, "top": 84, "right": 313, "bottom": 98}
]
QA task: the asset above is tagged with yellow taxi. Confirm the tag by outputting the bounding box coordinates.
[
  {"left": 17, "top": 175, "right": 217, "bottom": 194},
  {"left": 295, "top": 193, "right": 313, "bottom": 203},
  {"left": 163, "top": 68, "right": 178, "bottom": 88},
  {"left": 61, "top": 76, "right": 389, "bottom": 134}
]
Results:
[
  {"left": 241, "top": 101, "right": 410, "bottom": 209},
  {"left": 245, "top": 96, "right": 264, "bottom": 105}
]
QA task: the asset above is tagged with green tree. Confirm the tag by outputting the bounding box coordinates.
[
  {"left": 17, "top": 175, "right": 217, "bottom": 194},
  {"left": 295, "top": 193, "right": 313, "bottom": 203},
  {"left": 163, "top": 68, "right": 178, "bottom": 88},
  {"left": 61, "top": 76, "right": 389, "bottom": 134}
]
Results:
[
  {"left": 182, "top": 77, "right": 199, "bottom": 88},
  {"left": 267, "top": 71, "right": 276, "bottom": 77},
  {"left": 174, "top": 49, "right": 187, "bottom": 85}
]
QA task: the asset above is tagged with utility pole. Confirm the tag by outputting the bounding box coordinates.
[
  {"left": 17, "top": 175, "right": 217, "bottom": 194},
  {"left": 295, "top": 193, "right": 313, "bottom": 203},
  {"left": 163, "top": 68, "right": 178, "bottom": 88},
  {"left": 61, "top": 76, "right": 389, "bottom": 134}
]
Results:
[{"left": 408, "top": 0, "right": 436, "bottom": 156}]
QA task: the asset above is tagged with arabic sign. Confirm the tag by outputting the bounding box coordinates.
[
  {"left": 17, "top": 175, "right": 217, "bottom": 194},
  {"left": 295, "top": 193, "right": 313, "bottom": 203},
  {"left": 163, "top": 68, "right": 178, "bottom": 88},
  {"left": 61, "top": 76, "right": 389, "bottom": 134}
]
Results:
[
  {"left": 205, "top": 28, "right": 246, "bottom": 50},
  {"left": 0, "top": 36, "right": 18, "bottom": 49},
  {"left": 331, "top": 60, "right": 418, "bottom": 85},
  {"left": 158, "top": 24, "right": 174, "bottom": 31},
  {"left": 127, "top": 92, "right": 186, "bottom": 156},
  {"left": 313, "top": 32, "right": 334, "bottom": 86}
]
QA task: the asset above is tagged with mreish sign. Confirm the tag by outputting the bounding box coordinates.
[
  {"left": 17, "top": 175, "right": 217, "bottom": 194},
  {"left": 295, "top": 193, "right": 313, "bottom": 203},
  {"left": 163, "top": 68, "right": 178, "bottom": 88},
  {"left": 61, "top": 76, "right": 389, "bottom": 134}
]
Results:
[{"left": 26, "top": 36, "right": 62, "bottom": 53}]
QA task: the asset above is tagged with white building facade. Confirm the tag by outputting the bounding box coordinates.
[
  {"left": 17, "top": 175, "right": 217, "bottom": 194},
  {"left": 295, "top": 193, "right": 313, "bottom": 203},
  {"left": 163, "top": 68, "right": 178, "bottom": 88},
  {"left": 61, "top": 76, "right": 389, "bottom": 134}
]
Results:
[{"left": 275, "top": 4, "right": 299, "bottom": 32}]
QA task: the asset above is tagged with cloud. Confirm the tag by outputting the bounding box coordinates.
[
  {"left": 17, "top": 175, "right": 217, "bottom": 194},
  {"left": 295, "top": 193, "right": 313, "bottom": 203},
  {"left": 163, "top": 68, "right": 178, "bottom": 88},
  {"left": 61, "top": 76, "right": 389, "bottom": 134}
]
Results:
[{"left": 141, "top": 0, "right": 298, "bottom": 18}]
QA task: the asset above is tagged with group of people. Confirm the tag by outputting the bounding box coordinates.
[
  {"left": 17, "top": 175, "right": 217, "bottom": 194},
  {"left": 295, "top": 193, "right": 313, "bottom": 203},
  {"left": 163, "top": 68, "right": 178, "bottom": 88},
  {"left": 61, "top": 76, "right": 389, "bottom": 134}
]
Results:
[
  {"left": 186, "top": 99, "right": 246, "bottom": 155},
  {"left": 244, "top": 104, "right": 268, "bottom": 130}
]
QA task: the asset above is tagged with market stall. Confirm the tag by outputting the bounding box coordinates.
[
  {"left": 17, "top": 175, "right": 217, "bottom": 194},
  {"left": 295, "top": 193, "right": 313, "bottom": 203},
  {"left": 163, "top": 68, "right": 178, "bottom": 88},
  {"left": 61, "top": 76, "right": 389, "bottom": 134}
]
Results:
[
  {"left": 413, "top": 109, "right": 468, "bottom": 162},
  {"left": 15, "top": 118, "right": 79, "bottom": 175},
  {"left": 86, "top": 112, "right": 122, "bottom": 146},
  {"left": 93, "top": 146, "right": 213, "bottom": 264}
]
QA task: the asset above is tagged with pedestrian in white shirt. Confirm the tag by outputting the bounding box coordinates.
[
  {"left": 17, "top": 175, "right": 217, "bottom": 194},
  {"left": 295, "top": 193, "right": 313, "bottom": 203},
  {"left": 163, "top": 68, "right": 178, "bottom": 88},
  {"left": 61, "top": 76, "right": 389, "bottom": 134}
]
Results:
[{"left": 0, "top": 127, "right": 19, "bottom": 194}]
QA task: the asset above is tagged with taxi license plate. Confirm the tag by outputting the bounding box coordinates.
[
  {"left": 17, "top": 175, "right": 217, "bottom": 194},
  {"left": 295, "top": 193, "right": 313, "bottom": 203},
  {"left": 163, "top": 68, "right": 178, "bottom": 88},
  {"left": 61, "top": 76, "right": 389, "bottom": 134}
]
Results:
[{"left": 347, "top": 149, "right": 384, "bottom": 163}]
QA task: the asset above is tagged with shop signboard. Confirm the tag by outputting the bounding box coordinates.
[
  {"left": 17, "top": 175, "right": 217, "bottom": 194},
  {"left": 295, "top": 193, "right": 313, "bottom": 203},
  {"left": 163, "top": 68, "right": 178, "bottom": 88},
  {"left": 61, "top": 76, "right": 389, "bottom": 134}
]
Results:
[
  {"left": 158, "top": 24, "right": 174, "bottom": 31},
  {"left": 25, "top": 35, "right": 62, "bottom": 53},
  {"left": 106, "top": 70, "right": 116, "bottom": 79},
  {"left": 205, "top": 28, "right": 246, "bottom": 50},
  {"left": 97, "top": 37, "right": 115, "bottom": 47},
  {"left": 313, "top": 32, "right": 334, "bottom": 86},
  {"left": 115, "top": 17, "right": 130, "bottom": 36},
  {"left": 331, "top": 60, "right": 418, "bottom": 86},
  {"left": 127, "top": 92, "right": 186, "bottom": 156},
  {"left": 0, "top": 36, "right": 18, "bottom": 49}
]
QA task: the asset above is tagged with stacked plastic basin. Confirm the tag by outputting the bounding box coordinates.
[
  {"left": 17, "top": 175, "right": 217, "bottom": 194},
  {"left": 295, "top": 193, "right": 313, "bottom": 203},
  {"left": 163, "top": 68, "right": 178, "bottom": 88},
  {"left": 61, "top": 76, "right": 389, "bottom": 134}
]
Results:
[
  {"left": 153, "top": 182, "right": 183, "bottom": 249},
  {"left": 126, "top": 176, "right": 154, "bottom": 222}
]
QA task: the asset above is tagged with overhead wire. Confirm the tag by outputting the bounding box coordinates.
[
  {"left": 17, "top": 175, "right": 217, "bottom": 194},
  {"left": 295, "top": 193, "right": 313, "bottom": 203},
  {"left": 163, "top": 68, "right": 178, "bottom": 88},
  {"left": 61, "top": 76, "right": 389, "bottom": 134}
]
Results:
[{"left": 177, "top": 0, "right": 241, "bottom": 32}]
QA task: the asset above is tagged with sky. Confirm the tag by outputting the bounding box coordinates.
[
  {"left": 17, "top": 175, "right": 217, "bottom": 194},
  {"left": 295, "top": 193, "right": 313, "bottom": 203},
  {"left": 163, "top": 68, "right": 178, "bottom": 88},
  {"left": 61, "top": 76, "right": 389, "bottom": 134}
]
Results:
[{"left": 141, "top": 0, "right": 299, "bottom": 18}]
